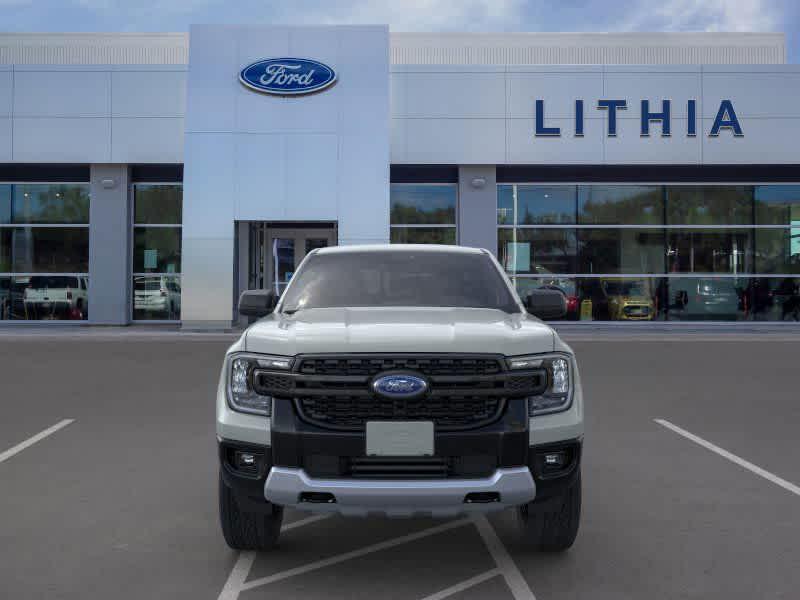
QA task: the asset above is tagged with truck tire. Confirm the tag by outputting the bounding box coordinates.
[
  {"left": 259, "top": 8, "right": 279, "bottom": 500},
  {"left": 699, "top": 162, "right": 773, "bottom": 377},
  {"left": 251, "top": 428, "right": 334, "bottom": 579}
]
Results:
[
  {"left": 219, "top": 471, "right": 283, "bottom": 550},
  {"left": 516, "top": 470, "right": 581, "bottom": 552}
]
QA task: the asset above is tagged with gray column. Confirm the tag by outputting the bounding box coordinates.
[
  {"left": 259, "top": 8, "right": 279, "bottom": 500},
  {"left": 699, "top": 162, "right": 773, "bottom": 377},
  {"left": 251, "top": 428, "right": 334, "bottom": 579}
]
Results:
[
  {"left": 458, "top": 166, "right": 497, "bottom": 255},
  {"left": 88, "top": 164, "right": 130, "bottom": 325}
]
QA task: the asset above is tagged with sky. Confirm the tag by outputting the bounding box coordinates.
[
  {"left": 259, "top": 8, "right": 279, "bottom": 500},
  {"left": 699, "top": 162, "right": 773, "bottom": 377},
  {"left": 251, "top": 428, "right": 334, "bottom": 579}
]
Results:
[{"left": 0, "top": 0, "right": 797, "bottom": 62}]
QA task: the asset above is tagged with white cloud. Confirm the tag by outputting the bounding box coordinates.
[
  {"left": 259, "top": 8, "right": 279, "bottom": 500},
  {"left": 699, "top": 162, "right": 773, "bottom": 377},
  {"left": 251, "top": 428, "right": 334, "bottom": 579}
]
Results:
[
  {"left": 622, "top": 0, "right": 780, "bottom": 32},
  {"left": 281, "top": 0, "right": 524, "bottom": 31}
]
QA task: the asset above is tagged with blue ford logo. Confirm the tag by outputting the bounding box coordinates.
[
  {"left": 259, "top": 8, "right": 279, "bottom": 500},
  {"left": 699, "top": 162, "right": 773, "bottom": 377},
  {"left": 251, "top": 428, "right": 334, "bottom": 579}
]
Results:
[
  {"left": 239, "top": 58, "right": 337, "bottom": 96},
  {"left": 372, "top": 374, "right": 428, "bottom": 399}
]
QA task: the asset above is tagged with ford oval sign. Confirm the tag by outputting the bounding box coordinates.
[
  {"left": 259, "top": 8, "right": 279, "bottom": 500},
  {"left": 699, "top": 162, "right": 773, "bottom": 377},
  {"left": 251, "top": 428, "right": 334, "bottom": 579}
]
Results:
[
  {"left": 239, "top": 58, "right": 337, "bottom": 96},
  {"left": 372, "top": 374, "right": 428, "bottom": 399}
]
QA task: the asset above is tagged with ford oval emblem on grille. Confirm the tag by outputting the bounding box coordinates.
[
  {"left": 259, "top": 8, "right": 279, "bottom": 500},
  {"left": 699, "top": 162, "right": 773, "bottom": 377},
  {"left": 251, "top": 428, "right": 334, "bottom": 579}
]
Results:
[{"left": 372, "top": 374, "right": 428, "bottom": 399}]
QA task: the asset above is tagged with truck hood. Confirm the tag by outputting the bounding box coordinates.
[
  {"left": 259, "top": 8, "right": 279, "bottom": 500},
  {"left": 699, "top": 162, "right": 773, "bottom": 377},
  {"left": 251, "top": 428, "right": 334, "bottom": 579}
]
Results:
[{"left": 243, "top": 307, "right": 555, "bottom": 356}]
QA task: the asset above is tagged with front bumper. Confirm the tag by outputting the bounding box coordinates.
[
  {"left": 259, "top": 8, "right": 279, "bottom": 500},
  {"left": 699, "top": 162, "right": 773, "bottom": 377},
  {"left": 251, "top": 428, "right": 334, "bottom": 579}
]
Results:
[{"left": 264, "top": 466, "right": 535, "bottom": 517}]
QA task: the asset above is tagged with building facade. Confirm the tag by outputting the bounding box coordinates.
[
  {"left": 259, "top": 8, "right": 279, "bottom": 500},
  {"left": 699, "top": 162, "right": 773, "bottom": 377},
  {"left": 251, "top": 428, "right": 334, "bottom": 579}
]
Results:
[{"left": 0, "top": 28, "right": 798, "bottom": 326}]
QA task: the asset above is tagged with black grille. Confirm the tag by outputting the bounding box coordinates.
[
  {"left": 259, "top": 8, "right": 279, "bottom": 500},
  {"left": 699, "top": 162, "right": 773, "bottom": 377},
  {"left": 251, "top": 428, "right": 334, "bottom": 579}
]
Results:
[
  {"left": 253, "top": 371, "right": 294, "bottom": 393},
  {"left": 297, "top": 356, "right": 502, "bottom": 377},
  {"left": 297, "top": 395, "right": 503, "bottom": 431},
  {"left": 348, "top": 457, "right": 450, "bottom": 479},
  {"left": 252, "top": 354, "right": 547, "bottom": 432}
]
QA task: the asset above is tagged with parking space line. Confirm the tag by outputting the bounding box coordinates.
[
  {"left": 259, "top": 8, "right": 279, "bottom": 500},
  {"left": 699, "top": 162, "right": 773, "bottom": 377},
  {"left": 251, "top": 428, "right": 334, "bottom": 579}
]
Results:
[
  {"left": 217, "top": 514, "right": 332, "bottom": 600},
  {"left": 282, "top": 514, "right": 331, "bottom": 531},
  {"left": 473, "top": 516, "right": 536, "bottom": 600},
  {"left": 655, "top": 418, "right": 800, "bottom": 497},
  {"left": 239, "top": 518, "right": 472, "bottom": 592},
  {"left": 217, "top": 551, "right": 256, "bottom": 600},
  {"left": 418, "top": 568, "right": 501, "bottom": 600},
  {"left": 0, "top": 419, "right": 75, "bottom": 464}
]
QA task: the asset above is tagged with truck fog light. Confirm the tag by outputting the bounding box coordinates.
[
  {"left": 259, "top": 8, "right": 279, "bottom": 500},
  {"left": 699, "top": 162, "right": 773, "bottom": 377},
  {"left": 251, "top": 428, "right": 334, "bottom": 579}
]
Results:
[
  {"left": 233, "top": 450, "right": 261, "bottom": 475},
  {"left": 544, "top": 452, "right": 567, "bottom": 467},
  {"left": 238, "top": 452, "right": 256, "bottom": 467}
]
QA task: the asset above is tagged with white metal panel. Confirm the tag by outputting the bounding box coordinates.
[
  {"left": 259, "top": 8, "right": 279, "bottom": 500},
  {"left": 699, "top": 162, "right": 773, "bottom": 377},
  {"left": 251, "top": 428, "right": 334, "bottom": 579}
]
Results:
[
  {"left": 390, "top": 72, "right": 406, "bottom": 123},
  {"left": 235, "top": 84, "right": 339, "bottom": 134},
  {"left": 180, "top": 237, "right": 234, "bottom": 323},
  {"left": 285, "top": 134, "right": 338, "bottom": 221},
  {"left": 390, "top": 118, "right": 406, "bottom": 163},
  {"left": 702, "top": 71, "right": 800, "bottom": 118},
  {"left": 182, "top": 131, "right": 235, "bottom": 238},
  {"left": 506, "top": 117, "right": 604, "bottom": 164},
  {"left": 337, "top": 26, "right": 390, "bottom": 135},
  {"left": 605, "top": 118, "right": 701, "bottom": 164},
  {"left": 13, "top": 117, "right": 110, "bottom": 162},
  {"left": 506, "top": 71, "right": 603, "bottom": 119},
  {"left": 0, "top": 32, "right": 785, "bottom": 66},
  {"left": 390, "top": 32, "right": 785, "bottom": 66},
  {"left": 0, "top": 32, "right": 188, "bottom": 65},
  {"left": 403, "top": 118, "right": 504, "bottom": 164},
  {"left": 13, "top": 70, "right": 110, "bottom": 117},
  {"left": 234, "top": 133, "right": 286, "bottom": 221},
  {"left": 111, "top": 117, "right": 184, "bottom": 162},
  {"left": 0, "top": 70, "right": 11, "bottom": 117},
  {"left": 111, "top": 70, "right": 186, "bottom": 116},
  {"left": 0, "top": 118, "right": 11, "bottom": 160},
  {"left": 604, "top": 70, "right": 701, "bottom": 119},
  {"left": 182, "top": 24, "right": 390, "bottom": 325},
  {"left": 184, "top": 26, "right": 238, "bottom": 133},
  {"left": 702, "top": 118, "right": 798, "bottom": 164},
  {"left": 337, "top": 133, "right": 390, "bottom": 241},
  {"left": 402, "top": 71, "right": 505, "bottom": 118}
]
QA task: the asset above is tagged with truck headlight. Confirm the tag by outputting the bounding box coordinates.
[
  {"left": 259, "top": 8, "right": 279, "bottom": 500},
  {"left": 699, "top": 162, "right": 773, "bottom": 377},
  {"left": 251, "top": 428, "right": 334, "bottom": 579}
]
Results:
[
  {"left": 509, "top": 354, "right": 572, "bottom": 416},
  {"left": 226, "top": 353, "right": 291, "bottom": 416}
]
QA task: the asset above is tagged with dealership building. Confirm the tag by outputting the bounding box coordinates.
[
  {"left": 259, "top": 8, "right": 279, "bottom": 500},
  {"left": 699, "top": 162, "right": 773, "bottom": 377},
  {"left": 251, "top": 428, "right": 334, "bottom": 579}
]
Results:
[{"left": 0, "top": 27, "right": 799, "bottom": 327}]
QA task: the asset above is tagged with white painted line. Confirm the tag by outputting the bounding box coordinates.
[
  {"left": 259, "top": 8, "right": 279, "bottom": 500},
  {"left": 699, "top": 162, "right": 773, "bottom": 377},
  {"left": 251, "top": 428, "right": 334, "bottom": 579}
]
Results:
[
  {"left": 0, "top": 419, "right": 75, "bottom": 464},
  {"left": 240, "top": 518, "right": 472, "bottom": 591},
  {"left": 418, "top": 569, "right": 501, "bottom": 600},
  {"left": 217, "top": 551, "right": 255, "bottom": 600},
  {"left": 472, "top": 515, "right": 536, "bottom": 600},
  {"left": 217, "top": 513, "right": 332, "bottom": 600},
  {"left": 282, "top": 514, "right": 331, "bottom": 531},
  {"left": 655, "top": 418, "right": 800, "bottom": 498}
]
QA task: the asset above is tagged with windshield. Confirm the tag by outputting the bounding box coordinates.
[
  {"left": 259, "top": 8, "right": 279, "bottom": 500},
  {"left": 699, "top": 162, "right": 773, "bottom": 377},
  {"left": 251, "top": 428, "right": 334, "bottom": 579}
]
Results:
[{"left": 280, "top": 251, "right": 520, "bottom": 313}]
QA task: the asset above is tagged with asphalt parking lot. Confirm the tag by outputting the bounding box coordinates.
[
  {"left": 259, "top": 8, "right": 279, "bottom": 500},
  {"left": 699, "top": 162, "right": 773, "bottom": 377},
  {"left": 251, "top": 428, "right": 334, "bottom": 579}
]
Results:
[{"left": 1, "top": 330, "right": 799, "bottom": 599}]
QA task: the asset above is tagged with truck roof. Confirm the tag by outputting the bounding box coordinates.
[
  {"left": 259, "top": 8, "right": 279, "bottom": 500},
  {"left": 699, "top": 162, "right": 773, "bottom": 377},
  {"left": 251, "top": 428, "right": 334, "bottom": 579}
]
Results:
[{"left": 315, "top": 244, "right": 486, "bottom": 255}]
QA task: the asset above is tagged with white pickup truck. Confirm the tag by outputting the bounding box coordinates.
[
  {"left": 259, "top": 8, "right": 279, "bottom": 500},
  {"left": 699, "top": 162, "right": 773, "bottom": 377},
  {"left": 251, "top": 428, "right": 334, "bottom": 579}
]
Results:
[
  {"left": 217, "top": 245, "right": 584, "bottom": 552},
  {"left": 23, "top": 275, "right": 88, "bottom": 320}
]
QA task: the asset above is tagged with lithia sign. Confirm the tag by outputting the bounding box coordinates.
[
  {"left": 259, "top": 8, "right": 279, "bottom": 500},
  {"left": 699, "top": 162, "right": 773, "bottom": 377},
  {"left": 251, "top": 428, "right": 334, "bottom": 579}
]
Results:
[{"left": 535, "top": 99, "right": 743, "bottom": 138}]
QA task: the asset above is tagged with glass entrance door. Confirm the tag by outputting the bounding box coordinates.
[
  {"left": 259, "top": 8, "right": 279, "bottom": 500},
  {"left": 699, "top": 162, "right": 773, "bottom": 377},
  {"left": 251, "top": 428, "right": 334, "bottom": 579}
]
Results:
[{"left": 248, "top": 224, "right": 337, "bottom": 296}]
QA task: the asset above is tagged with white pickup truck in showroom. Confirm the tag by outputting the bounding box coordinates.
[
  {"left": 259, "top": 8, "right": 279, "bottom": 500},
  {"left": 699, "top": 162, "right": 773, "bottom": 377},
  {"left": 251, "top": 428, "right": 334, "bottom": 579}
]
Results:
[{"left": 216, "top": 245, "right": 584, "bottom": 552}]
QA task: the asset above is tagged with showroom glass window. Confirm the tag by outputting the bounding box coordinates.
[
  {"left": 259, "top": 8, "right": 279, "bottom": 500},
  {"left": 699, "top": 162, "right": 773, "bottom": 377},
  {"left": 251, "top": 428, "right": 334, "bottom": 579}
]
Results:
[
  {"left": 0, "top": 183, "right": 90, "bottom": 321},
  {"left": 390, "top": 184, "right": 457, "bottom": 244},
  {"left": 497, "top": 184, "right": 800, "bottom": 322},
  {"left": 132, "top": 184, "right": 182, "bottom": 320}
]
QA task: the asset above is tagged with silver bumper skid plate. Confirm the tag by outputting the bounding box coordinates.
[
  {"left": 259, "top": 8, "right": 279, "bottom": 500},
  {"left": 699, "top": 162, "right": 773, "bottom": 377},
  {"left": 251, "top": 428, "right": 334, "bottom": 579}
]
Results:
[{"left": 264, "top": 466, "right": 536, "bottom": 518}]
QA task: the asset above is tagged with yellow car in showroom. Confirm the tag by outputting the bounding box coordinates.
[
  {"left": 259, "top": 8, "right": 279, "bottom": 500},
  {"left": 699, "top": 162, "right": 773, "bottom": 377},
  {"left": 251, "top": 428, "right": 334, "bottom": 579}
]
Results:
[{"left": 600, "top": 279, "right": 655, "bottom": 321}]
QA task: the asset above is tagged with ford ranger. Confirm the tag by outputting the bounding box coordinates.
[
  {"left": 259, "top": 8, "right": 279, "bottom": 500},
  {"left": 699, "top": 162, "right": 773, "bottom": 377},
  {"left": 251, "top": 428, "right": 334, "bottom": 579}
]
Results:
[{"left": 217, "top": 245, "right": 583, "bottom": 552}]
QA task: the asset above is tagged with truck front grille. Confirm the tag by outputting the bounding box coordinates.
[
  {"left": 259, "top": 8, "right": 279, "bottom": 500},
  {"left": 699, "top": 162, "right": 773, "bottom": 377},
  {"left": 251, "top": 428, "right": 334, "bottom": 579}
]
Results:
[
  {"left": 297, "top": 356, "right": 502, "bottom": 377},
  {"left": 252, "top": 353, "right": 548, "bottom": 432},
  {"left": 296, "top": 394, "right": 503, "bottom": 431}
]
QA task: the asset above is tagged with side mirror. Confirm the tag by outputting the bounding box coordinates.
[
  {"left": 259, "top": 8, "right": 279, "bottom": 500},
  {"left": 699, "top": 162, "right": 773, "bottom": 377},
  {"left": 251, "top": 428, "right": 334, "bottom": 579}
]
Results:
[
  {"left": 238, "top": 289, "right": 278, "bottom": 318},
  {"left": 525, "top": 288, "right": 567, "bottom": 320}
]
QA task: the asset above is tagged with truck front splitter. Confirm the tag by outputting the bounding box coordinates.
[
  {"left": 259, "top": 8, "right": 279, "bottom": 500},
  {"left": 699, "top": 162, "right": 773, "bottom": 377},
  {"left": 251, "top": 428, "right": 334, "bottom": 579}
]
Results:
[{"left": 264, "top": 466, "right": 536, "bottom": 518}]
